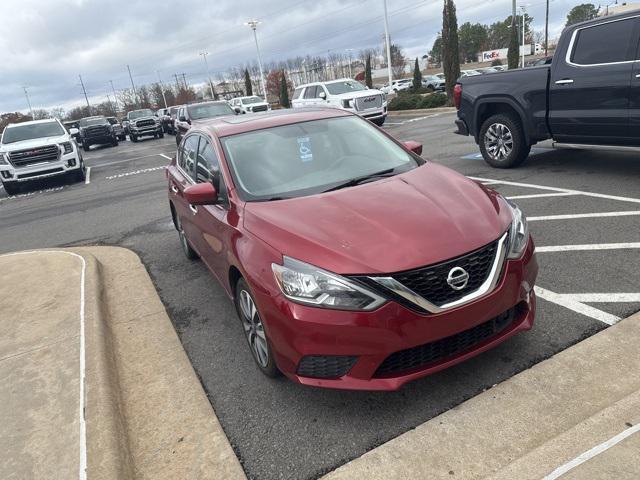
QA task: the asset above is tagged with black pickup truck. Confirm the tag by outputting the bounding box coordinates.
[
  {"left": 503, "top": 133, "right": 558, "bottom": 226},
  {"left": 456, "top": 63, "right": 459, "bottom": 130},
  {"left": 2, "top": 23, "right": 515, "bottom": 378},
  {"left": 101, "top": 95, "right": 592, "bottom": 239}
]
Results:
[{"left": 455, "top": 11, "right": 640, "bottom": 168}]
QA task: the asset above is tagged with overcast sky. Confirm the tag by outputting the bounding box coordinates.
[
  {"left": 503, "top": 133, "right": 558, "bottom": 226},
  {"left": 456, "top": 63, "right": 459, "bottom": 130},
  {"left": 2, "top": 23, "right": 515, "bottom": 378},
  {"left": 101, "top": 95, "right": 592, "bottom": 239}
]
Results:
[{"left": 0, "top": 0, "right": 580, "bottom": 113}]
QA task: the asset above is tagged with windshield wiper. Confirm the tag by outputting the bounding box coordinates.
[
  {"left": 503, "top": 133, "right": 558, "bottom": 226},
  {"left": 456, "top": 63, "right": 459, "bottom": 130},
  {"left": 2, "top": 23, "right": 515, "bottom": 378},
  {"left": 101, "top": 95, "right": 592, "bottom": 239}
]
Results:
[{"left": 322, "top": 168, "right": 397, "bottom": 193}]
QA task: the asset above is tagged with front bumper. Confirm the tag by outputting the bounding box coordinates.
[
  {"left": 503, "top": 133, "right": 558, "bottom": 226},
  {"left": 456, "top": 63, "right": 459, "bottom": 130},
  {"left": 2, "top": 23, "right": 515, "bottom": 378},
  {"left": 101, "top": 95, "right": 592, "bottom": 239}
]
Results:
[
  {"left": 0, "top": 152, "right": 82, "bottom": 183},
  {"left": 253, "top": 238, "right": 537, "bottom": 391},
  {"left": 131, "top": 125, "right": 162, "bottom": 137}
]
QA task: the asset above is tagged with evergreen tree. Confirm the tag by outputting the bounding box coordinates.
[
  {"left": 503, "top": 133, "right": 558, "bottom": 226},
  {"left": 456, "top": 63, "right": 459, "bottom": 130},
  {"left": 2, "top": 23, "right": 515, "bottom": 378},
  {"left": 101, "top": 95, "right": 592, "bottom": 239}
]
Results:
[
  {"left": 365, "top": 55, "right": 373, "bottom": 88},
  {"left": 442, "top": 0, "right": 461, "bottom": 98},
  {"left": 279, "top": 71, "right": 290, "bottom": 108},
  {"left": 244, "top": 69, "right": 253, "bottom": 96},
  {"left": 508, "top": 22, "right": 520, "bottom": 69},
  {"left": 412, "top": 58, "right": 422, "bottom": 90}
]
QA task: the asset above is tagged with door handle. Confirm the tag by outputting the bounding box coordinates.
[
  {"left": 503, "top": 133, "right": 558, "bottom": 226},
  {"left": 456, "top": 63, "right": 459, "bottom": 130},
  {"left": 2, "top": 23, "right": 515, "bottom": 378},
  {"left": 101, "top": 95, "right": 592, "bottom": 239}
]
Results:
[
  {"left": 555, "top": 79, "right": 574, "bottom": 85},
  {"left": 189, "top": 204, "right": 198, "bottom": 214},
  {"left": 170, "top": 185, "right": 179, "bottom": 194}
]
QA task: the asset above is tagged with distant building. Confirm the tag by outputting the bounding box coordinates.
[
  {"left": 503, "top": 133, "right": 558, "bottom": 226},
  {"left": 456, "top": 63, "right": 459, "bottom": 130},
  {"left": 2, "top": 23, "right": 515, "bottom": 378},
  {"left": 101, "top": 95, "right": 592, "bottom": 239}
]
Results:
[{"left": 599, "top": 2, "right": 640, "bottom": 16}]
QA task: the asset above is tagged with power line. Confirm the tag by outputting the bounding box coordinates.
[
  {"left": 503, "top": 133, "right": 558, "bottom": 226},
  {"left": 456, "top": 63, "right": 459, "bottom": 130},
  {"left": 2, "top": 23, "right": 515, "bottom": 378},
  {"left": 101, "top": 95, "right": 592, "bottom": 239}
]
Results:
[{"left": 78, "top": 75, "right": 90, "bottom": 108}]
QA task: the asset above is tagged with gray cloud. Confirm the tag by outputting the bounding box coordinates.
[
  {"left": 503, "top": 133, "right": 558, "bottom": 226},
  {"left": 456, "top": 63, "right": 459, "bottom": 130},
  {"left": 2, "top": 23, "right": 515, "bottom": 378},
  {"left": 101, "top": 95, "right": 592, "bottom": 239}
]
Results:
[{"left": 0, "top": 0, "right": 576, "bottom": 112}]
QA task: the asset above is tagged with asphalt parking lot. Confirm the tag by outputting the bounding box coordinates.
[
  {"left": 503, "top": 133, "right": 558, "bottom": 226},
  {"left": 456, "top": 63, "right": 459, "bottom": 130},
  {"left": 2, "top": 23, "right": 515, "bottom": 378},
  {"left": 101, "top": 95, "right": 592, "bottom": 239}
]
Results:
[{"left": 1, "top": 112, "right": 639, "bottom": 480}]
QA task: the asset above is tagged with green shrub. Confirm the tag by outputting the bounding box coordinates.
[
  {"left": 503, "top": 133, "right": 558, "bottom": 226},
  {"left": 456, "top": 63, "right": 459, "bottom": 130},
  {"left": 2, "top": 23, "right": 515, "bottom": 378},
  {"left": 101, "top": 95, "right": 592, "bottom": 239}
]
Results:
[
  {"left": 418, "top": 93, "right": 448, "bottom": 109},
  {"left": 388, "top": 92, "right": 448, "bottom": 110}
]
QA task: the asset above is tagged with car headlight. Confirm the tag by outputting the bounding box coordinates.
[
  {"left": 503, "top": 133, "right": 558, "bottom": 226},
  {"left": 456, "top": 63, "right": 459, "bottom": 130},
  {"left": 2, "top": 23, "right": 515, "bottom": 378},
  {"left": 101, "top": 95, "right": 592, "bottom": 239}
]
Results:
[
  {"left": 60, "top": 142, "right": 73, "bottom": 154},
  {"left": 342, "top": 99, "right": 354, "bottom": 108},
  {"left": 272, "top": 256, "right": 386, "bottom": 311},
  {"left": 0, "top": 152, "right": 8, "bottom": 165},
  {"left": 507, "top": 200, "right": 529, "bottom": 259}
]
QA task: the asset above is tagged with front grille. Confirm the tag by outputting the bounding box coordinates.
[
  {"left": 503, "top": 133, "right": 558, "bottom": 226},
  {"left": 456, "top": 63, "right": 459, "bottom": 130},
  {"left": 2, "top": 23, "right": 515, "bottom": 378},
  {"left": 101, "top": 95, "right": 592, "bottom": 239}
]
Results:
[
  {"left": 374, "top": 306, "right": 518, "bottom": 377},
  {"left": 355, "top": 94, "right": 383, "bottom": 111},
  {"left": 389, "top": 239, "right": 499, "bottom": 307},
  {"left": 136, "top": 119, "right": 156, "bottom": 128},
  {"left": 84, "top": 125, "right": 110, "bottom": 138},
  {"left": 251, "top": 105, "right": 268, "bottom": 112},
  {"left": 297, "top": 355, "right": 357, "bottom": 379},
  {"left": 8, "top": 145, "right": 60, "bottom": 167}
]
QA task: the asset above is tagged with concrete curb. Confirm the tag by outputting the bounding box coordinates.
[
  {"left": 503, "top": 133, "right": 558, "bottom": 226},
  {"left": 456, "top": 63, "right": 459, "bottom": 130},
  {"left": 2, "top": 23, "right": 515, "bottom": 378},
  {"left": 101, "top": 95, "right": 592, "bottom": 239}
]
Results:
[
  {"left": 73, "top": 247, "right": 246, "bottom": 480},
  {"left": 387, "top": 107, "right": 457, "bottom": 116},
  {"left": 322, "top": 311, "right": 640, "bottom": 479}
]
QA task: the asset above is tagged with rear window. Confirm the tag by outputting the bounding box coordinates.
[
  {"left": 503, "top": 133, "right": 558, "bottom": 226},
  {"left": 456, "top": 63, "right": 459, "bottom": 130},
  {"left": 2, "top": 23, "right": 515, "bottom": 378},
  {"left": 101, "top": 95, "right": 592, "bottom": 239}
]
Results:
[
  {"left": 2, "top": 121, "right": 65, "bottom": 144},
  {"left": 571, "top": 18, "right": 637, "bottom": 65},
  {"left": 187, "top": 103, "right": 234, "bottom": 120}
]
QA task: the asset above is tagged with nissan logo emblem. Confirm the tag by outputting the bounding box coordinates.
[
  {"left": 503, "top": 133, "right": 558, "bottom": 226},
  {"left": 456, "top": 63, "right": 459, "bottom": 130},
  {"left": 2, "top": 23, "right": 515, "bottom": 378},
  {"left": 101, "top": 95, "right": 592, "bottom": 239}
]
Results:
[{"left": 446, "top": 267, "right": 469, "bottom": 291}]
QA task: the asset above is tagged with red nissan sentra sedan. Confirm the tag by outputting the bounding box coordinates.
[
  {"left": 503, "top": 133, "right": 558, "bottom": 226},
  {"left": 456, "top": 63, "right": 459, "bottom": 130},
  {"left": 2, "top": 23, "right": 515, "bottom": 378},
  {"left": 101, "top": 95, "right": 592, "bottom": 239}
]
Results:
[{"left": 167, "top": 108, "right": 538, "bottom": 391}]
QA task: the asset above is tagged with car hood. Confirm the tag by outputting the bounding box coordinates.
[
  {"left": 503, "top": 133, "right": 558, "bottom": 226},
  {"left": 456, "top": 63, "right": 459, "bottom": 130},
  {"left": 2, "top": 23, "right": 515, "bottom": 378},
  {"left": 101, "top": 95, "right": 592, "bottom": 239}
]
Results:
[
  {"left": 130, "top": 117, "right": 156, "bottom": 124},
  {"left": 331, "top": 89, "right": 385, "bottom": 99},
  {"left": 0, "top": 134, "right": 69, "bottom": 152},
  {"left": 243, "top": 163, "right": 512, "bottom": 275}
]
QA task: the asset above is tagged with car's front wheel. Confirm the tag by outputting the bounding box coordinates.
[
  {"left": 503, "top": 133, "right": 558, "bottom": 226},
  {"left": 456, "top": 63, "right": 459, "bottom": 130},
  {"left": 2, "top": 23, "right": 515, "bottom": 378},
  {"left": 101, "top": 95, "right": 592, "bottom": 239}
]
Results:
[
  {"left": 2, "top": 182, "right": 20, "bottom": 196},
  {"left": 235, "top": 278, "right": 279, "bottom": 377},
  {"left": 130, "top": 134, "right": 137, "bottom": 142},
  {"left": 479, "top": 113, "right": 530, "bottom": 168},
  {"left": 83, "top": 142, "right": 90, "bottom": 152}
]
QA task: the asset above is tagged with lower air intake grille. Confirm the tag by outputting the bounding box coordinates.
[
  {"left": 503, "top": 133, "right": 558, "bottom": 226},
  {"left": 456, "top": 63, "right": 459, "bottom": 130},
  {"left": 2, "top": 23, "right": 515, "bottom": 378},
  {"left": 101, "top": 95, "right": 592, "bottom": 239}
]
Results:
[
  {"left": 297, "top": 355, "right": 357, "bottom": 379},
  {"left": 374, "top": 306, "right": 518, "bottom": 377}
]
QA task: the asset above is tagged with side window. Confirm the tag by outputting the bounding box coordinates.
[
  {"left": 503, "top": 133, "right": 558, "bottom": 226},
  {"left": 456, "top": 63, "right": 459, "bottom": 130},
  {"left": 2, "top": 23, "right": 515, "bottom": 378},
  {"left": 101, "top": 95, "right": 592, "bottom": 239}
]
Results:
[
  {"left": 292, "top": 87, "right": 303, "bottom": 100},
  {"left": 179, "top": 135, "right": 199, "bottom": 179},
  {"left": 571, "top": 19, "right": 637, "bottom": 65},
  {"left": 304, "top": 85, "right": 318, "bottom": 99},
  {"left": 196, "top": 137, "right": 228, "bottom": 203}
]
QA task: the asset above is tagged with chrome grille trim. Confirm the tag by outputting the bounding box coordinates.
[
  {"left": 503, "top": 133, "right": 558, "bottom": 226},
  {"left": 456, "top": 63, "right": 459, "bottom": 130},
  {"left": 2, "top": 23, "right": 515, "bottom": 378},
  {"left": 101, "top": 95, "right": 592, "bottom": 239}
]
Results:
[
  {"left": 8, "top": 145, "right": 60, "bottom": 168},
  {"left": 355, "top": 94, "right": 383, "bottom": 111}
]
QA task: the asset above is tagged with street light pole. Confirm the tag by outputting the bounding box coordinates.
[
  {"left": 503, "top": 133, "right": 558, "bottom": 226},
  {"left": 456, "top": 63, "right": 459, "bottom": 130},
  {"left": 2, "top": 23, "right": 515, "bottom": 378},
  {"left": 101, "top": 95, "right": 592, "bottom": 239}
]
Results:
[
  {"left": 156, "top": 71, "right": 168, "bottom": 108},
  {"left": 544, "top": 0, "right": 549, "bottom": 56},
  {"left": 22, "top": 86, "right": 34, "bottom": 118},
  {"left": 109, "top": 80, "right": 120, "bottom": 113},
  {"left": 245, "top": 20, "right": 268, "bottom": 102},
  {"left": 383, "top": 0, "right": 393, "bottom": 85},
  {"left": 521, "top": 7, "right": 526, "bottom": 68},
  {"left": 126, "top": 65, "right": 138, "bottom": 104},
  {"left": 78, "top": 74, "right": 90, "bottom": 109},
  {"left": 199, "top": 52, "right": 216, "bottom": 100},
  {"left": 345, "top": 49, "right": 353, "bottom": 78}
]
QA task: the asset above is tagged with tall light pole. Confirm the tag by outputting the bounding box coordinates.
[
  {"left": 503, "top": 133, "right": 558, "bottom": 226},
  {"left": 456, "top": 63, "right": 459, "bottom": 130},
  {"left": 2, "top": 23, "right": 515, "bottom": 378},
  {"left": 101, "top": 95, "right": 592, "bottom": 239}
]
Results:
[
  {"left": 156, "top": 71, "right": 168, "bottom": 108},
  {"left": 345, "top": 49, "right": 354, "bottom": 78},
  {"left": 109, "top": 80, "right": 119, "bottom": 113},
  {"left": 520, "top": 6, "right": 526, "bottom": 68},
  {"left": 199, "top": 52, "right": 216, "bottom": 100},
  {"left": 22, "top": 86, "right": 34, "bottom": 118},
  {"left": 383, "top": 0, "right": 393, "bottom": 85},
  {"left": 78, "top": 74, "right": 90, "bottom": 109},
  {"left": 245, "top": 20, "right": 268, "bottom": 102},
  {"left": 544, "top": 0, "right": 549, "bottom": 56},
  {"left": 126, "top": 65, "right": 138, "bottom": 104}
]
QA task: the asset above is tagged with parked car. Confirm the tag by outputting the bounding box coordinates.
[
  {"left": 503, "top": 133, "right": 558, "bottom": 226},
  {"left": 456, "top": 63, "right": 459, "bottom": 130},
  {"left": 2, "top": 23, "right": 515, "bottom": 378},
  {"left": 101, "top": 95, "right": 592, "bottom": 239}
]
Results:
[
  {"left": 174, "top": 101, "right": 236, "bottom": 146},
  {"left": 0, "top": 118, "right": 85, "bottom": 195},
  {"left": 229, "top": 96, "right": 271, "bottom": 114},
  {"left": 460, "top": 69, "right": 482, "bottom": 78},
  {"left": 166, "top": 108, "right": 538, "bottom": 390},
  {"left": 127, "top": 109, "right": 164, "bottom": 142},
  {"left": 422, "top": 75, "right": 446, "bottom": 91},
  {"left": 291, "top": 79, "right": 387, "bottom": 126},
  {"left": 475, "top": 67, "right": 500, "bottom": 74},
  {"left": 455, "top": 11, "right": 640, "bottom": 168},
  {"left": 63, "top": 120, "right": 81, "bottom": 143},
  {"left": 79, "top": 116, "right": 118, "bottom": 151},
  {"left": 380, "top": 79, "right": 412, "bottom": 94},
  {"left": 161, "top": 106, "right": 180, "bottom": 134},
  {"left": 106, "top": 117, "right": 126, "bottom": 141}
]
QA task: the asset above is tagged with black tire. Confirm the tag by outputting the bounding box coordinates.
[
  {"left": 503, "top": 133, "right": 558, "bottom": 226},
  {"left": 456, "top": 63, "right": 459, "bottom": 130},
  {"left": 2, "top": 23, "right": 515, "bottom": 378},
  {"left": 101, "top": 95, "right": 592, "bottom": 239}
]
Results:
[
  {"left": 371, "top": 117, "right": 386, "bottom": 126},
  {"left": 478, "top": 113, "right": 531, "bottom": 168},
  {"left": 175, "top": 134, "right": 181, "bottom": 147},
  {"left": 2, "top": 182, "right": 20, "bottom": 196},
  {"left": 175, "top": 214, "right": 198, "bottom": 260},
  {"left": 83, "top": 142, "right": 90, "bottom": 152},
  {"left": 112, "top": 137, "right": 119, "bottom": 147},
  {"left": 158, "top": 131, "right": 164, "bottom": 139},
  {"left": 130, "top": 134, "right": 137, "bottom": 143},
  {"left": 119, "top": 135, "right": 126, "bottom": 141},
  {"left": 73, "top": 162, "right": 86, "bottom": 183},
  {"left": 234, "top": 278, "right": 280, "bottom": 377}
]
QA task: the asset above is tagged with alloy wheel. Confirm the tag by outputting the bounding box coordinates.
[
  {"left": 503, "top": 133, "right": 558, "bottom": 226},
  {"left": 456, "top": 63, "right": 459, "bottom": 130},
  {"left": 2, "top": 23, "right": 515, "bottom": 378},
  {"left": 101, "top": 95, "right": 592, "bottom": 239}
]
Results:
[
  {"left": 239, "top": 289, "right": 269, "bottom": 367},
  {"left": 484, "top": 122, "right": 514, "bottom": 162}
]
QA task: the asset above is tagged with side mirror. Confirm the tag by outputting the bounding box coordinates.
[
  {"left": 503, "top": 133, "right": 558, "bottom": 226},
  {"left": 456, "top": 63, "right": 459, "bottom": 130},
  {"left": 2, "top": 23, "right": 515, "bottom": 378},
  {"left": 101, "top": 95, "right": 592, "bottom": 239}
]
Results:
[
  {"left": 69, "top": 128, "right": 79, "bottom": 135},
  {"left": 319, "top": 91, "right": 327, "bottom": 100},
  {"left": 403, "top": 140, "right": 423, "bottom": 155},
  {"left": 184, "top": 182, "right": 218, "bottom": 205}
]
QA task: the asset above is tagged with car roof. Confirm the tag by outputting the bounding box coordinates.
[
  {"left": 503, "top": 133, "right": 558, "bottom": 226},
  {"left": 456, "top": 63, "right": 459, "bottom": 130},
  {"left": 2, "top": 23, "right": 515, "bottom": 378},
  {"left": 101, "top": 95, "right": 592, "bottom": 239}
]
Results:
[
  {"left": 192, "top": 107, "right": 352, "bottom": 138},
  {"left": 5, "top": 118, "right": 59, "bottom": 129}
]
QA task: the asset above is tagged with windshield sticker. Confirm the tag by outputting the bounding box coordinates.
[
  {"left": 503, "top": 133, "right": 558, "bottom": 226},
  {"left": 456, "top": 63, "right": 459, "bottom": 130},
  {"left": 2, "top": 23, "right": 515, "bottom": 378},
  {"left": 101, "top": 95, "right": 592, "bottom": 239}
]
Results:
[{"left": 297, "top": 136, "right": 313, "bottom": 162}]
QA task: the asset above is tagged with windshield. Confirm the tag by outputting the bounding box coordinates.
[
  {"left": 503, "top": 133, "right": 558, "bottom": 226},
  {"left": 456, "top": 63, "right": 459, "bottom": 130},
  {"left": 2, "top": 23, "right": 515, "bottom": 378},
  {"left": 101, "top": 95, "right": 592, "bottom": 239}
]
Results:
[
  {"left": 222, "top": 116, "right": 420, "bottom": 201},
  {"left": 106, "top": 117, "right": 118, "bottom": 125},
  {"left": 325, "top": 81, "right": 366, "bottom": 95},
  {"left": 242, "top": 96, "right": 264, "bottom": 104},
  {"left": 188, "top": 103, "right": 234, "bottom": 120},
  {"left": 2, "top": 121, "right": 65, "bottom": 144},
  {"left": 80, "top": 117, "right": 108, "bottom": 127},
  {"left": 128, "top": 109, "right": 154, "bottom": 120}
]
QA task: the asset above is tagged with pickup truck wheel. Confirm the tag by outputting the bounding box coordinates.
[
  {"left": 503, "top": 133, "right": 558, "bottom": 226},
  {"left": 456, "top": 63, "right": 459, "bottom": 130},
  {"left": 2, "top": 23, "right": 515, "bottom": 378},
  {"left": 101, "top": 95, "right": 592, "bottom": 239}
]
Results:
[
  {"left": 130, "top": 134, "right": 137, "bottom": 142},
  {"left": 158, "top": 131, "right": 164, "bottom": 139},
  {"left": 2, "top": 182, "right": 19, "bottom": 196},
  {"left": 83, "top": 142, "right": 90, "bottom": 152},
  {"left": 479, "top": 114, "right": 530, "bottom": 168}
]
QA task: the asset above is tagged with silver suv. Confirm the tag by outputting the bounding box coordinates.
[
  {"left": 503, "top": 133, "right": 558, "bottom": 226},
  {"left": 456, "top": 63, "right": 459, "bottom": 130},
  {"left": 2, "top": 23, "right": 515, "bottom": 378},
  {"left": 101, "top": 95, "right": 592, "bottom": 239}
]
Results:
[{"left": 0, "top": 118, "right": 85, "bottom": 196}]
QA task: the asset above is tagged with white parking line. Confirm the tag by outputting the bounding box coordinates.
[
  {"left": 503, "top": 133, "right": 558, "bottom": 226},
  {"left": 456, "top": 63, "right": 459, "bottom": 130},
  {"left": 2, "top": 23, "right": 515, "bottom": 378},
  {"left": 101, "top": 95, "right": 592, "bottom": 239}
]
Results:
[
  {"left": 529, "top": 211, "right": 640, "bottom": 222},
  {"left": 506, "top": 192, "right": 580, "bottom": 200},
  {"left": 85, "top": 167, "right": 91, "bottom": 185},
  {"left": 534, "top": 286, "right": 620, "bottom": 325},
  {"left": 468, "top": 176, "right": 640, "bottom": 205},
  {"left": 91, "top": 151, "right": 174, "bottom": 169},
  {"left": 105, "top": 166, "right": 166, "bottom": 180},
  {"left": 158, "top": 153, "right": 172, "bottom": 160},
  {"left": 0, "top": 186, "right": 65, "bottom": 202},
  {"left": 543, "top": 422, "right": 640, "bottom": 480},
  {"left": 560, "top": 293, "right": 640, "bottom": 303},
  {"left": 536, "top": 243, "right": 640, "bottom": 253}
]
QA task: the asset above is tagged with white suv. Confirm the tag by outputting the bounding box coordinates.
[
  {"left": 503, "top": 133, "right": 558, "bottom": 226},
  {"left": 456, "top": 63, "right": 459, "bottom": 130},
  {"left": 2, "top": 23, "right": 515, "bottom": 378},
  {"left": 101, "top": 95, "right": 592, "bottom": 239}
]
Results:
[
  {"left": 0, "top": 118, "right": 85, "bottom": 196},
  {"left": 291, "top": 79, "right": 387, "bottom": 126},
  {"left": 380, "top": 79, "right": 412, "bottom": 94},
  {"left": 229, "top": 96, "right": 271, "bottom": 114}
]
